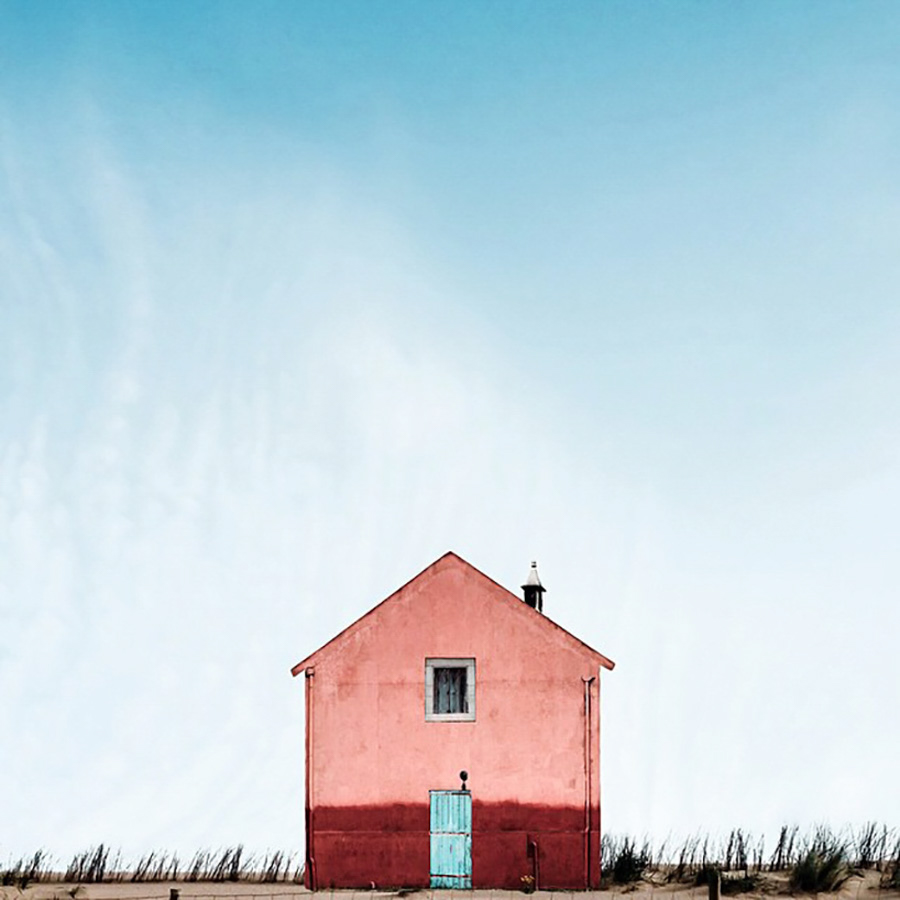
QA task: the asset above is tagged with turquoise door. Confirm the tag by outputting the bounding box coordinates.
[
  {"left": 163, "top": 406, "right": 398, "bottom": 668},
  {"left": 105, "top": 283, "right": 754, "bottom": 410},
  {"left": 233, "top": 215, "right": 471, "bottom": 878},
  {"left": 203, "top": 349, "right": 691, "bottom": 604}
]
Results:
[{"left": 429, "top": 790, "right": 472, "bottom": 888}]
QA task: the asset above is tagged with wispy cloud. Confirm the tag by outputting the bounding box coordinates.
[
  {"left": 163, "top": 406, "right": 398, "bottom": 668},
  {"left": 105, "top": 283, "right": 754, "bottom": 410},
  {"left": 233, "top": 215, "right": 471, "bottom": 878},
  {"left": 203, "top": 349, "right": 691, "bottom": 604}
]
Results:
[{"left": 0, "top": 103, "right": 637, "bottom": 855}]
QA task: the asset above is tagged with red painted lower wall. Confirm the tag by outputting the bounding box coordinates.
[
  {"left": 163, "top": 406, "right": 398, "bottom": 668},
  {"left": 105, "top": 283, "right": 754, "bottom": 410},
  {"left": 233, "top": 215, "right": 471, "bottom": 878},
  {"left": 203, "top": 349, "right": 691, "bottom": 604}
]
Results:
[{"left": 309, "top": 803, "right": 601, "bottom": 890}]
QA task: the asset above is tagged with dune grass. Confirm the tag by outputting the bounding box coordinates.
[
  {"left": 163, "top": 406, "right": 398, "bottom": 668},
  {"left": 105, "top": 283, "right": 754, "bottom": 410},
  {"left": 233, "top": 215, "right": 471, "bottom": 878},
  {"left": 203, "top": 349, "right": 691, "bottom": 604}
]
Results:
[
  {"left": 601, "top": 823, "right": 900, "bottom": 889},
  {"left": 4, "top": 825, "right": 899, "bottom": 891},
  {"left": 1, "top": 847, "right": 303, "bottom": 886},
  {"left": 0, "top": 850, "right": 51, "bottom": 888}
]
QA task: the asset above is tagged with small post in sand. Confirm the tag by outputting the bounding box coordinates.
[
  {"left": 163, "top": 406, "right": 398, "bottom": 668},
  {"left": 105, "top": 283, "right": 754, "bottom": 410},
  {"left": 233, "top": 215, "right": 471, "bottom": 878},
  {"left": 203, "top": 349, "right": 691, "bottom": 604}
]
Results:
[{"left": 708, "top": 868, "right": 721, "bottom": 900}]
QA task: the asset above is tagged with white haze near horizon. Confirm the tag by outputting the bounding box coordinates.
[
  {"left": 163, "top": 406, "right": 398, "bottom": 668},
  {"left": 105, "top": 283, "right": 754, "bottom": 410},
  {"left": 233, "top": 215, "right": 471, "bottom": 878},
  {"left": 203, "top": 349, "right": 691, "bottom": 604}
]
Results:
[{"left": 3, "top": 15, "right": 900, "bottom": 867}]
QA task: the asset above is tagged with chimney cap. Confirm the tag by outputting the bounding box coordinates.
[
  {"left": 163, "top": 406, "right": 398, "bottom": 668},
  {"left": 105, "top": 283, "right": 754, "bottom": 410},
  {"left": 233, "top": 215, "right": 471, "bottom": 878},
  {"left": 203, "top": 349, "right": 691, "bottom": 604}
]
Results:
[{"left": 521, "top": 560, "right": 545, "bottom": 591}]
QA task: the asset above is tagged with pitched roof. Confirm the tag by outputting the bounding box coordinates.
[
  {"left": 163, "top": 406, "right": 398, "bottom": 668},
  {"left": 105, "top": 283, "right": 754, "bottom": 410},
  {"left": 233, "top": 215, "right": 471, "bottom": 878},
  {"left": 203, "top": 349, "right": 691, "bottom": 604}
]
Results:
[{"left": 290, "top": 550, "right": 615, "bottom": 675}]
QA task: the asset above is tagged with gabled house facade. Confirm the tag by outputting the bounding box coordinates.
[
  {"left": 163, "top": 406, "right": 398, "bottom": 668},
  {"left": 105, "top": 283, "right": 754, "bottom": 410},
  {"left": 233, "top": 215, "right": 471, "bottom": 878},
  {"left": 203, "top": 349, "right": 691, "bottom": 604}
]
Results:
[{"left": 291, "top": 551, "right": 614, "bottom": 890}]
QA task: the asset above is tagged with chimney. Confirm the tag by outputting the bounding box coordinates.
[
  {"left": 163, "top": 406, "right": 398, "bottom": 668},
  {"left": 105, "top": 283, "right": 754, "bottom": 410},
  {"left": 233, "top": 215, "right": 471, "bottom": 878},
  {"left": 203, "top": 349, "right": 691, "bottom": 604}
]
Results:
[{"left": 521, "top": 561, "right": 545, "bottom": 612}]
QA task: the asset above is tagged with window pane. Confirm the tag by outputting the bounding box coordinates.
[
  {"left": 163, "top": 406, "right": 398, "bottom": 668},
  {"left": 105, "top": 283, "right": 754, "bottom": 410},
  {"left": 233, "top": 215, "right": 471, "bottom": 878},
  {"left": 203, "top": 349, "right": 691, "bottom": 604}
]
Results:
[{"left": 434, "top": 667, "right": 467, "bottom": 714}]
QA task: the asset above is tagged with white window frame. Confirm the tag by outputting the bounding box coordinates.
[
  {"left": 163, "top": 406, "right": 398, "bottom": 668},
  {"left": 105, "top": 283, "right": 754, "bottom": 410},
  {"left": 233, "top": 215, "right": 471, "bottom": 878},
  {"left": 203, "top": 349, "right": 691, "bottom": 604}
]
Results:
[{"left": 425, "top": 657, "right": 476, "bottom": 722}]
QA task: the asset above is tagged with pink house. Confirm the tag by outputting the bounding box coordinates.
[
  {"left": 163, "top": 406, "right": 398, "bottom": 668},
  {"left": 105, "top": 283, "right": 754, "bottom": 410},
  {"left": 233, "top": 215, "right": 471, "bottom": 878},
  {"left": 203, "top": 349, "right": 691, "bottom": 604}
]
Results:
[{"left": 291, "top": 551, "right": 614, "bottom": 890}]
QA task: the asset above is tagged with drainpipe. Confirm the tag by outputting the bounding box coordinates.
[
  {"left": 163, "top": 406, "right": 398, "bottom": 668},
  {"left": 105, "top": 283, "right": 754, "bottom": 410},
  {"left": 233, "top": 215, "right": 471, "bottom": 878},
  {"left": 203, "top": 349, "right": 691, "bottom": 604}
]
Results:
[
  {"left": 582, "top": 676, "right": 595, "bottom": 890},
  {"left": 305, "top": 667, "right": 316, "bottom": 891},
  {"left": 530, "top": 838, "right": 540, "bottom": 891}
]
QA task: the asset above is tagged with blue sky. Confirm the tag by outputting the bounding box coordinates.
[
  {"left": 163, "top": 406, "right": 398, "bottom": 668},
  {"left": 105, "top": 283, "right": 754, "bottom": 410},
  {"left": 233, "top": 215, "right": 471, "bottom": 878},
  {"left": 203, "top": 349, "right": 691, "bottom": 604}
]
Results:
[{"left": 2, "top": 0, "right": 900, "bottom": 863}]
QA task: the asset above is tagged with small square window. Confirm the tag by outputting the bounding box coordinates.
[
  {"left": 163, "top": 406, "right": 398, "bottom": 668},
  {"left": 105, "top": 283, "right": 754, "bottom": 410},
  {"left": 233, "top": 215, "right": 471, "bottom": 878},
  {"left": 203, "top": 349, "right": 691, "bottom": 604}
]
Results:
[
  {"left": 425, "top": 658, "right": 475, "bottom": 722},
  {"left": 434, "top": 666, "right": 468, "bottom": 714}
]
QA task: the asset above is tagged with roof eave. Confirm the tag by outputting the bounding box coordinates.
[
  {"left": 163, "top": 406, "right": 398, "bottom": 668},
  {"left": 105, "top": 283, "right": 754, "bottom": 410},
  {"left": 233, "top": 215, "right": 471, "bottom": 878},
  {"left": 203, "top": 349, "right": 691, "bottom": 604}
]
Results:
[{"left": 290, "top": 659, "right": 312, "bottom": 677}]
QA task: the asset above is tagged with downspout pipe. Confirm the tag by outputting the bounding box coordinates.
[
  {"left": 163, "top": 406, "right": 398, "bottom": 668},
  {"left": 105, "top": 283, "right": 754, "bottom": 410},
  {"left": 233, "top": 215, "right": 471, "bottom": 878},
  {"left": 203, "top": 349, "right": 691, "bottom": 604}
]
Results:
[
  {"left": 305, "top": 667, "right": 316, "bottom": 891},
  {"left": 582, "top": 675, "right": 595, "bottom": 890},
  {"left": 528, "top": 838, "right": 540, "bottom": 891}
]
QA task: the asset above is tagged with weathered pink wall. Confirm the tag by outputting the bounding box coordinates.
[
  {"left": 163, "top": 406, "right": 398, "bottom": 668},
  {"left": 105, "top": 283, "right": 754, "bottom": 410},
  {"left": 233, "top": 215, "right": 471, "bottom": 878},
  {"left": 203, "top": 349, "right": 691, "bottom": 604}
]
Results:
[{"left": 294, "top": 553, "right": 612, "bottom": 890}]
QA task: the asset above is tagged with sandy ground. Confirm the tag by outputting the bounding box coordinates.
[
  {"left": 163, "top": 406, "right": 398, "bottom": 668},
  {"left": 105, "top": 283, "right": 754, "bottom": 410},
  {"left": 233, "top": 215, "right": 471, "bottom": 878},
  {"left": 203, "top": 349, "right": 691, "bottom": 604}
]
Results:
[{"left": 1, "top": 871, "right": 897, "bottom": 900}]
